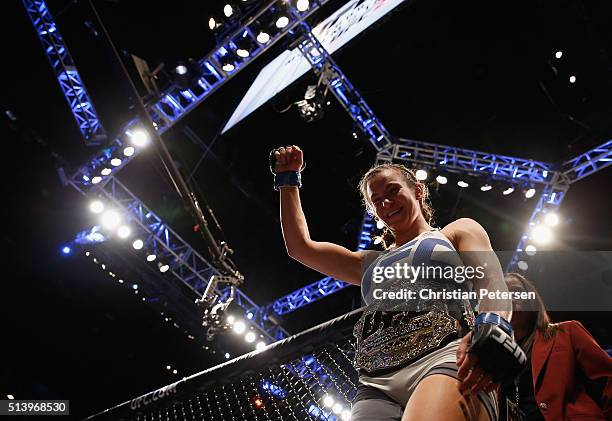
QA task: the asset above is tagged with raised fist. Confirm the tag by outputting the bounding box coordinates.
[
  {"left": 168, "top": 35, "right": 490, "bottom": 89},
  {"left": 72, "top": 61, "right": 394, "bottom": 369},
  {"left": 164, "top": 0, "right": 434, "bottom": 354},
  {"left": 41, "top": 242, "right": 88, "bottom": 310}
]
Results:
[{"left": 272, "top": 145, "right": 303, "bottom": 173}]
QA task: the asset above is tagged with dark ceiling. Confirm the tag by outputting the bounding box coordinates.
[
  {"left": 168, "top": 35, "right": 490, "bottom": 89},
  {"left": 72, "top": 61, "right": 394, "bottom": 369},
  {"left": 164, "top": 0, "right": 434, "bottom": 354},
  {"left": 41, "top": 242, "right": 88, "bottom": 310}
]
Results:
[{"left": 2, "top": 0, "right": 612, "bottom": 417}]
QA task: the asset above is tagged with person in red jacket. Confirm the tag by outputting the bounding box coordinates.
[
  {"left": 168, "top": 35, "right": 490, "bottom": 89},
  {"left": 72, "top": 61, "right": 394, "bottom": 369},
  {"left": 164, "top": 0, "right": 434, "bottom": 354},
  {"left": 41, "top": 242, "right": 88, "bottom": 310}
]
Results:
[{"left": 501, "top": 273, "right": 612, "bottom": 421}]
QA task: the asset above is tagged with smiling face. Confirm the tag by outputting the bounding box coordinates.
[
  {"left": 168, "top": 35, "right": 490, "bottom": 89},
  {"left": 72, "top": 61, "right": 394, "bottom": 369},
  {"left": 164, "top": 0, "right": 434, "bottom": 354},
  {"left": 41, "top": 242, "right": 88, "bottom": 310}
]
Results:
[{"left": 366, "top": 169, "right": 423, "bottom": 233}]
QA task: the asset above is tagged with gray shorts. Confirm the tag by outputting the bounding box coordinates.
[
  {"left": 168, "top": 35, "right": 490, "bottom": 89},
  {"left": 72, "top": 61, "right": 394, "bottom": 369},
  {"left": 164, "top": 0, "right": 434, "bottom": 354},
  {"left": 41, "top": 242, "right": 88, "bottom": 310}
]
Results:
[{"left": 351, "top": 339, "right": 498, "bottom": 420}]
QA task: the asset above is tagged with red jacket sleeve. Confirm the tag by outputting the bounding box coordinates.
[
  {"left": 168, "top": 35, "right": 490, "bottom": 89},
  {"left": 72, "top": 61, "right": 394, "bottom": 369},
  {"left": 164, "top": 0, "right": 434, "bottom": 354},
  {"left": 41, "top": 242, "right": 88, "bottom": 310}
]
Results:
[{"left": 569, "top": 320, "right": 612, "bottom": 417}]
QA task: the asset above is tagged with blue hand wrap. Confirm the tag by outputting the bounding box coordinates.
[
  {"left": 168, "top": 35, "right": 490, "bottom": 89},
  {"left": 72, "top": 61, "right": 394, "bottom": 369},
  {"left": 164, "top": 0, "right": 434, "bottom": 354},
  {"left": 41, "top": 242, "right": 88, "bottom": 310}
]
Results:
[
  {"left": 274, "top": 171, "right": 302, "bottom": 191},
  {"left": 474, "top": 312, "right": 513, "bottom": 336}
]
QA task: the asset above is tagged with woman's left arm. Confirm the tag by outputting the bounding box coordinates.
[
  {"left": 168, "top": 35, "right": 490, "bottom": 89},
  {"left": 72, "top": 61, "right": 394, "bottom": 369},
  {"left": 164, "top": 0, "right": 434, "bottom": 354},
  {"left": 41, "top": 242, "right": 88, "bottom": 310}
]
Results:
[{"left": 569, "top": 321, "right": 612, "bottom": 417}]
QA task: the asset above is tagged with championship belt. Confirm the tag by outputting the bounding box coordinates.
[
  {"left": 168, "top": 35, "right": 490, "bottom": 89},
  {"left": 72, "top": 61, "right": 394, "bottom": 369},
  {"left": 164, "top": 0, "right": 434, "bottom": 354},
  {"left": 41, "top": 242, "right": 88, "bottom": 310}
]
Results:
[{"left": 353, "top": 309, "right": 463, "bottom": 376}]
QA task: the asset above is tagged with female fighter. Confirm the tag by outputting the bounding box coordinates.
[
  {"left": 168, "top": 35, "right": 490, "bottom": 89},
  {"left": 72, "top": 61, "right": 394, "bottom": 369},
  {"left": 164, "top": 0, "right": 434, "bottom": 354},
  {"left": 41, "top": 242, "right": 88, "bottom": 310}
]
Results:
[
  {"left": 271, "top": 145, "right": 523, "bottom": 420},
  {"left": 501, "top": 273, "right": 612, "bottom": 420}
]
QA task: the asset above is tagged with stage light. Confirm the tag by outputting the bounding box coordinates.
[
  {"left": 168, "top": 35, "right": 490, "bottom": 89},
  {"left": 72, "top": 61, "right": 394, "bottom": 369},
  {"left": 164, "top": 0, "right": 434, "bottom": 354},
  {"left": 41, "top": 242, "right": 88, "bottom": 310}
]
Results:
[
  {"left": 118, "top": 279, "right": 124, "bottom": 283},
  {"left": 457, "top": 181, "right": 469, "bottom": 188},
  {"left": 101, "top": 210, "right": 121, "bottom": 229},
  {"left": 133, "top": 284, "right": 138, "bottom": 290},
  {"left": 525, "top": 188, "right": 536, "bottom": 199},
  {"left": 256, "top": 341, "right": 266, "bottom": 350},
  {"left": 531, "top": 224, "right": 552, "bottom": 244},
  {"left": 256, "top": 32, "right": 270, "bottom": 44},
  {"left": 276, "top": 16, "right": 289, "bottom": 28},
  {"left": 480, "top": 184, "right": 492, "bottom": 192},
  {"left": 503, "top": 187, "right": 515, "bottom": 195},
  {"left": 341, "top": 410, "right": 351, "bottom": 420},
  {"left": 323, "top": 395, "right": 334, "bottom": 407},
  {"left": 517, "top": 260, "right": 528, "bottom": 271},
  {"left": 415, "top": 169, "right": 428, "bottom": 181},
  {"left": 555, "top": 51, "right": 563, "bottom": 59},
  {"left": 85, "top": 251, "right": 90, "bottom": 256},
  {"left": 436, "top": 175, "right": 447, "bottom": 184},
  {"left": 7, "top": 395, "right": 15, "bottom": 400},
  {"left": 91, "top": 176, "right": 102, "bottom": 184},
  {"left": 376, "top": 219, "right": 385, "bottom": 229},
  {"left": 252, "top": 396, "right": 264, "bottom": 409},
  {"left": 166, "top": 365, "right": 171, "bottom": 370},
  {"left": 90, "top": 200, "right": 104, "bottom": 214},
  {"left": 525, "top": 244, "right": 537, "bottom": 256},
  {"left": 225, "top": 352, "right": 231, "bottom": 359},
  {"left": 129, "top": 129, "right": 150, "bottom": 147},
  {"left": 175, "top": 65, "right": 188, "bottom": 75},
  {"left": 132, "top": 239, "right": 144, "bottom": 250},
  {"left": 296, "top": 0, "right": 309, "bottom": 12},
  {"left": 236, "top": 48, "right": 249, "bottom": 58},
  {"left": 159, "top": 263, "right": 170, "bottom": 273},
  {"left": 123, "top": 146, "right": 135, "bottom": 157},
  {"left": 223, "top": 4, "right": 233, "bottom": 17},
  {"left": 245, "top": 332, "right": 256, "bottom": 343},
  {"left": 208, "top": 17, "right": 216, "bottom": 30},
  {"left": 226, "top": 315, "right": 235, "bottom": 324},
  {"left": 332, "top": 403, "right": 343, "bottom": 414},
  {"left": 146, "top": 254, "right": 157, "bottom": 262},
  {"left": 117, "top": 225, "right": 131, "bottom": 239},
  {"left": 101, "top": 168, "right": 112, "bottom": 176},
  {"left": 569, "top": 75, "right": 576, "bottom": 84},
  {"left": 62, "top": 246, "right": 71, "bottom": 255},
  {"left": 172, "top": 369, "right": 178, "bottom": 375},
  {"left": 110, "top": 158, "right": 122, "bottom": 167},
  {"left": 544, "top": 212, "right": 559, "bottom": 226},
  {"left": 222, "top": 63, "right": 235, "bottom": 72},
  {"left": 247, "top": 312, "right": 254, "bottom": 319},
  {"left": 233, "top": 320, "right": 246, "bottom": 334}
]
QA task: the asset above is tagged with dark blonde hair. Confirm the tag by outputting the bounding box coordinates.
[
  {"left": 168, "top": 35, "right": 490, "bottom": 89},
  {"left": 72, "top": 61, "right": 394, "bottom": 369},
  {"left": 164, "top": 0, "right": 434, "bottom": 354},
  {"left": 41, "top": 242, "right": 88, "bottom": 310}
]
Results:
[
  {"left": 358, "top": 163, "right": 434, "bottom": 248},
  {"left": 505, "top": 272, "right": 558, "bottom": 340}
]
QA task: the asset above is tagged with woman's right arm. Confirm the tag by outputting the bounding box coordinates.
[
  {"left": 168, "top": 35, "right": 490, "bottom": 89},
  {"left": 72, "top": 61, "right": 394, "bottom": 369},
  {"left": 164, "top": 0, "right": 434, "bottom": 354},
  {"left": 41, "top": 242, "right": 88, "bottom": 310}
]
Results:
[{"left": 274, "top": 146, "right": 364, "bottom": 285}]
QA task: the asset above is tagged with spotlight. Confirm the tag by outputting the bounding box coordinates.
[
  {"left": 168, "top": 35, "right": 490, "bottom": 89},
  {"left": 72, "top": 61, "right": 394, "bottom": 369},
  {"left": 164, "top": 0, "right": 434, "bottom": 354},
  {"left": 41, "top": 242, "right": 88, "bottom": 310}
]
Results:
[
  {"left": 256, "top": 341, "right": 266, "bottom": 350},
  {"left": 252, "top": 396, "right": 264, "bottom": 409},
  {"left": 222, "top": 63, "right": 235, "bottom": 72},
  {"left": 129, "top": 129, "right": 150, "bottom": 147},
  {"left": 569, "top": 75, "right": 576, "bottom": 84},
  {"left": 276, "top": 16, "right": 289, "bottom": 28},
  {"left": 225, "top": 352, "right": 231, "bottom": 359},
  {"left": 544, "top": 213, "right": 559, "bottom": 226},
  {"left": 332, "top": 403, "right": 343, "bottom": 414},
  {"left": 415, "top": 169, "right": 428, "bottom": 181},
  {"left": 132, "top": 239, "right": 144, "bottom": 250},
  {"left": 146, "top": 254, "right": 157, "bottom": 262},
  {"left": 223, "top": 4, "right": 233, "bottom": 17},
  {"left": 172, "top": 369, "right": 178, "bottom": 375},
  {"left": 531, "top": 224, "right": 552, "bottom": 244},
  {"left": 62, "top": 246, "right": 71, "bottom": 255},
  {"left": 435, "top": 175, "right": 447, "bottom": 184},
  {"left": 166, "top": 365, "right": 171, "bottom": 370},
  {"left": 245, "top": 332, "right": 256, "bottom": 343},
  {"left": 91, "top": 176, "right": 102, "bottom": 184},
  {"left": 175, "top": 65, "right": 188, "bottom": 75},
  {"left": 110, "top": 158, "right": 122, "bottom": 167},
  {"left": 89, "top": 200, "right": 105, "bottom": 214},
  {"left": 100, "top": 168, "right": 112, "bottom": 176},
  {"left": 517, "top": 260, "right": 528, "bottom": 271},
  {"left": 525, "top": 188, "right": 536, "bottom": 199},
  {"left": 233, "top": 320, "right": 246, "bottom": 334},
  {"left": 555, "top": 51, "right": 563, "bottom": 59},
  {"left": 503, "top": 187, "right": 515, "bottom": 195},
  {"left": 117, "top": 225, "right": 131, "bottom": 239},
  {"left": 296, "top": 0, "right": 309, "bottom": 12},
  {"left": 159, "top": 263, "right": 170, "bottom": 273},
  {"left": 226, "top": 315, "right": 235, "bottom": 324},
  {"left": 376, "top": 219, "right": 385, "bottom": 229},
  {"left": 208, "top": 17, "right": 222, "bottom": 31},
  {"left": 256, "top": 32, "right": 270, "bottom": 44},
  {"left": 7, "top": 395, "right": 15, "bottom": 400},
  {"left": 133, "top": 284, "right": 138, "bottom": 290},
  {"left": 457, "top": 181, "right": 469, "bottom": 188},
  {"left": 525, "top": 244, "right": 537, "bottom": 256},
  {"left": 323, "top": 395, "right": 334, "bottom": 407},
  {"left": 101, "top": 210, "right": 121, "bottom": 229},
  {"left": 123, "top": 146, "right": 135, "bottom": 157},
  {"left": 236, "top": 48, "right": 249, "bottom": 58},
  {"left": 246, "top": 312, "right": 254, "bottom": 320},
  {"left": 341, "top": 410, "right": 351, "bottom": 420},
  {"left": 480, "top": 184, "right": 492, "bottom": 192}
]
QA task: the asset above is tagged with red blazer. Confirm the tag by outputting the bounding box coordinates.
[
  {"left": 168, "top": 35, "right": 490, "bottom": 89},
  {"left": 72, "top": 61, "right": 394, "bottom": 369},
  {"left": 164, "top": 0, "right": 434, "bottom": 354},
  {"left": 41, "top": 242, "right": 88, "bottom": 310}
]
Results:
[{"left": 531, "top": 320, "right": 612, "bottom": 421}]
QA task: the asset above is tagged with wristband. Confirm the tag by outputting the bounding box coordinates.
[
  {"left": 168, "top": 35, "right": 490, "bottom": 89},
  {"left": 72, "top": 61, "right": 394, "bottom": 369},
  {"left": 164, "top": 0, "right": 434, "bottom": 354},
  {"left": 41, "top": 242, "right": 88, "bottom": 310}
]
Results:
[
  {"left": 474, "top": 312, "right": 513, "bottom": 336},
  {"left": 274, "top": 171, "right": 302, "bottom": 191}
]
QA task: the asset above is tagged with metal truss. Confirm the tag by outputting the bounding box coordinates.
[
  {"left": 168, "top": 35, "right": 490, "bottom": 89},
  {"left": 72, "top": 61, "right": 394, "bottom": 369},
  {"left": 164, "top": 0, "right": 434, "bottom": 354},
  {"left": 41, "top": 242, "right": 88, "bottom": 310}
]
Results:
[
  {"left": 23, "top": 0, "right": 105, "bottom": 144},
  {"left": 297, "top": 28, "right": 393, "bottom": 152},
  {"left": 562, "top": 139, "right": 612, "bottom": 183},
  {"left": 68, "top": 176, "right": 287, "bottom": 341},
  {"left": 64, "top": 0, "right": 334, "bottom": 190}
]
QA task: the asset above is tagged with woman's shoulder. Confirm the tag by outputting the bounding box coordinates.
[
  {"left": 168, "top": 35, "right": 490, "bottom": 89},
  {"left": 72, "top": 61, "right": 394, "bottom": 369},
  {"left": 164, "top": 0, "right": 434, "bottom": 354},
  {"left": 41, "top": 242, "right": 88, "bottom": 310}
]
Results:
[{"left": 440, "top": 218, "right": 488, "bottom": 247}]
